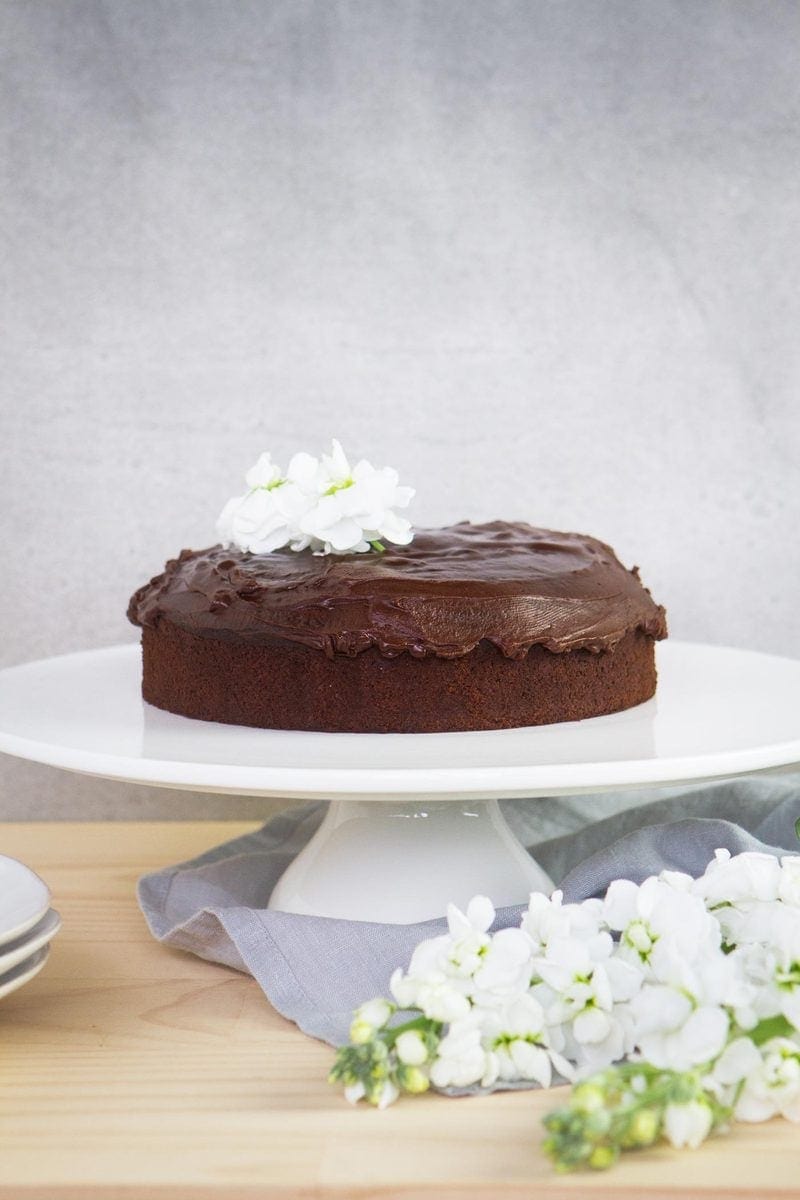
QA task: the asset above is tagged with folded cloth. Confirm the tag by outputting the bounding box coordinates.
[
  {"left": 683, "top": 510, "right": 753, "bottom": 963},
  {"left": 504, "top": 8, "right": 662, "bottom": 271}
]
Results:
[{"left": 138, "top": 774, "right": 800, "bottom": 1049}]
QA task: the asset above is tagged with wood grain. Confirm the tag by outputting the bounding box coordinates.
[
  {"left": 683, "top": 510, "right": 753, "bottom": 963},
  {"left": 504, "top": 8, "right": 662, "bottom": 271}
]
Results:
[{"left": 0, "top": 822, "right": 796, "bottom": 1199}]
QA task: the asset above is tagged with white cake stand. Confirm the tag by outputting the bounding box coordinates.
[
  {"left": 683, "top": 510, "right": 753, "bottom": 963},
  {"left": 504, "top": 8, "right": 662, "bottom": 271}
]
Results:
[{"left": 0, "top": 641, "right": 798, "bottom": 922}]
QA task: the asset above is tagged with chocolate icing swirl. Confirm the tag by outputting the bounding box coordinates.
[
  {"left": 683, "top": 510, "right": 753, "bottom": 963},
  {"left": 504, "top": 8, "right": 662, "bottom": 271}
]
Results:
[{"left": 128, "top": 521, "right": 667, "bottom": 660}]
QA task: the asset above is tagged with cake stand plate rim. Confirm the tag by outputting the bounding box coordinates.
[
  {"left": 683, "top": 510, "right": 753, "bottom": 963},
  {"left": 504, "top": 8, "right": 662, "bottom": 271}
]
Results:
[{"left": 0, "top": 641, "right": 797, "bottom": 799}]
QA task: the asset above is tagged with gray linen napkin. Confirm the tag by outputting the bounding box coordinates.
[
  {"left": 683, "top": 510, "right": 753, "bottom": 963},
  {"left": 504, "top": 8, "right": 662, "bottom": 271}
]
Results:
[{"left": 138, "top": 775, "right": 800, "bottom": 1048}]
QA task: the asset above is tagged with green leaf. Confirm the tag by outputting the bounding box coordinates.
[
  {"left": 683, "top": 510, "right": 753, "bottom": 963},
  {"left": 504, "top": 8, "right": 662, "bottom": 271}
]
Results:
[{"left": 750, "top": 1014, "right": 794, "bottom": 1046}]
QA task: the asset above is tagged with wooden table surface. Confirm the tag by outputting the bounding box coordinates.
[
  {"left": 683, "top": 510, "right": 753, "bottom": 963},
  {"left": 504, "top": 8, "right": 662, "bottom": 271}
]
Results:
[{"left": 0, "top": 821, "right": 797, "bottom": 1199}]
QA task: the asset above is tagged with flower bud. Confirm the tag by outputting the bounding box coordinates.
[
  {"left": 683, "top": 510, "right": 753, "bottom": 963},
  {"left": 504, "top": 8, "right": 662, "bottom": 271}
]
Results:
[
  {"left": 627, "top": 1108, "right": 659, "bottom": 1146},
  {"left": 583, "top": 1109, "right": 612, "bottom": 1137},
  {"left": 625, "top": 919, "right": 654, "bottom": 954},
  {"left": 571, "top": 1082, "right": 606, "bottom": 1114},
  {"left": 356, "top": 997, "right": 394, "bottom": 1030},
  {"left": 389, "top": 969, "right": 419, "bottom": 1008},
  {"left": 395, "top": 1030, "right": 428, "bottom": 1066},
  {"left": 588, "top": 1144, "right": 619, "bottom": 1170},
  {"left": 349, "top": 1018, "right": 376, "bottom": 1045},
  {"left": 401, "top": 1066, "right": 430, "bottom": 1094}
]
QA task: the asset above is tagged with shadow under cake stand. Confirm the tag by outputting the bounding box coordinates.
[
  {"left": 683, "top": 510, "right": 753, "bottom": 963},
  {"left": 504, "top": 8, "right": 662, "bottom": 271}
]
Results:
[{"left": 0, "top": 642, "right": 798, "bottom": 923}]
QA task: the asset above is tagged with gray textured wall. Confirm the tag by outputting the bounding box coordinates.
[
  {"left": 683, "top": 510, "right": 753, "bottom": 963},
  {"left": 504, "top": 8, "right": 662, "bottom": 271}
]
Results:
[{"left": 2, "top": 1, "right": 799, "bottom": 818}]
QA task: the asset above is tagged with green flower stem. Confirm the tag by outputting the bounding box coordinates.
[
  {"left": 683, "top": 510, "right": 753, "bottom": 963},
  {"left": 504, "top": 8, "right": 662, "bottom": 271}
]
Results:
[
  {"left": 383, "top": 1015, "right": 441, "bottom": 1046},
  {"left": 543, "top": 1062, "right": 733, "bottom": 1173}
]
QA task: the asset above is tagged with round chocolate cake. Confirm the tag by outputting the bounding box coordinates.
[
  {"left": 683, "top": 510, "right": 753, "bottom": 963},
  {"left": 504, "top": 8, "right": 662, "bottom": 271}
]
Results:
[{"left": 127, "top": 521, "right": 667, "bottom": 733}]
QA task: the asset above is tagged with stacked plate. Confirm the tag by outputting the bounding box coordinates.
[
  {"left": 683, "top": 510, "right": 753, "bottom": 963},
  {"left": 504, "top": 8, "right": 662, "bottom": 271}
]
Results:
[{"left": 0, "top": 855, "right": 60, "bottom": 999}]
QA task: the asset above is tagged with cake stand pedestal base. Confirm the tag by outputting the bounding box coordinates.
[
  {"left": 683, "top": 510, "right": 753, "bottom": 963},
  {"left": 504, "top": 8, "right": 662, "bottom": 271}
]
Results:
[{"left": 267, "top": 798, "right": 553, "bottom": 923}]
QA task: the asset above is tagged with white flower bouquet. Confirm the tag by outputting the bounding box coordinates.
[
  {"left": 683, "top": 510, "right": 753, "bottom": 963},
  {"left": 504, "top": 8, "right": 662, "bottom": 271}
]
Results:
[
  {"left": 216, "top": 440, "right": 414, "bottom": 555},
  {"left": 329, "top": 849, "right": 800, "bottom": 1172}
]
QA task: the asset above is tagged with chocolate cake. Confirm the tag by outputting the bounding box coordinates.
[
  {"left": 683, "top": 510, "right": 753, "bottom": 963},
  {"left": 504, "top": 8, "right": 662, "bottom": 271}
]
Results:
[{"left": 127, "top": 521, "right": 667, "bottom": 733}]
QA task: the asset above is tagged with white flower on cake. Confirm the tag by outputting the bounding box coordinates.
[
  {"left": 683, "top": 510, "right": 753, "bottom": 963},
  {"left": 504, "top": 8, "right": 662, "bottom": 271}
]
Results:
[
  {"left": 215, "top": 450, "right": 316, "bottom": 554},
  {"left": 298, "top": 439, "right": 415, "bottom": 555},
  {"left": 244, "top": 451, "right": 283, "bottom": 490},
  {"left": 216, "top": 440, "right": 414, "bottom": 556}
]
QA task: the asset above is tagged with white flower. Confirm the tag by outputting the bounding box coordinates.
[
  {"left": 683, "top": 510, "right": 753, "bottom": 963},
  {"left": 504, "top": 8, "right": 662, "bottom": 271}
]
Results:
[
  {"left": 285, "top": 451, "right": 319, "bottom": 487},
  {"left": 399, "top": 972, "right": 471, "bottom": 1024},
  {"left": 535, "top": 936, "right": 641, "bottom": 1019},
  {"left": 215, "top": 484, "right": 301, "bottom": 554},
  {"left": 244, "top": 451, "right": 283, "bottom": 489},
  {"left": 779, "top": 857, "right": 800, "bottom": 907},
  {"left": 342, "top": 865, "right": 800, "bottom": 1119},
  {"left": 631, "top": 986, "right": 730, "bottom": 1071},
  {"left": 658, "top": 868, "right": 696, "bottom": 892},
  {"left": 663, "top": 1100, "right": 714, "bottom": 1148},
  {"left": 626, "top": 894, "right": 756, "bottom": 1031},
  {"left": 395, "top": 1030, "right": 428, "bottom": 1066},
  {"left": 393, "top": 896, "right": 497, "bottom": 1007},
  {"left": 503, "top": 1039, "right": 553, "bottom": 1084},
  {"left": 388, "top": 967, "right": 420, "bottom": 1010},
  {"left": 522, "top": 890, "right": 604, "bottom": 957},
  {"left": 696, "top": 849, "right": 782, "bottom": 909},
  {"left": 442, "top": 896, "right": 496, "bottom": 977},
  {"left": 358, "top": 997, "right": 393, "bottom": 1028},
  {"left": 298, "top": 440, "right": 414, "bottom": 555},
  {"left": 429, "top": 1017, "right": 498, "bottom": 1089},
  {"left": 353, "top": 997, "right": 393, "bottom": 1034},
  {"left": 472, "top": 927, "right": 535, "bottom": 1002},
  {"left": 708, "top": 1036, "right": 763, "bottom": 1094},
  {"left": 216, "top": 450, "right": 316, "bottom": 554},
  {"left": 626, "top": 916, "right": 751, "bottom": 1071},
  {"left": 448, "top": 894, "right": 495, "bottom": 936},
  {"left": 216, "top": 441, "right": 414, "bottom": 556},
  {"left": 603, "top": 876, "right": 720, "bottom": 976},
  {"left": 480, "top": 994, "right": 557, "bottom": 1087},
  {"left": 735, "top": 1038, "right": 800, "bottom": 1123},
  {"left": 532, "top": 934, "right": 641, "bottom": 1072},
  {"left": 728, "top": 933, "right": 800, "bottom": 1032}
]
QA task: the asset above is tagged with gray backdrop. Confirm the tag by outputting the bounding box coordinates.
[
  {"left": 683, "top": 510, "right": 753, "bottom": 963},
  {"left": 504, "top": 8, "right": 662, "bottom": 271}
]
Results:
[{"left": 1, "top": 1, "right": 799, "bottom": 818}]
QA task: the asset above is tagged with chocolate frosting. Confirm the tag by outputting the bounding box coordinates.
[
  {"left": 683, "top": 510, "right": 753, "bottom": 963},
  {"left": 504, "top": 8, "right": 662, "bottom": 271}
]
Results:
[{"left": 128, "top": 521, "right": 667, "bottom": 660}]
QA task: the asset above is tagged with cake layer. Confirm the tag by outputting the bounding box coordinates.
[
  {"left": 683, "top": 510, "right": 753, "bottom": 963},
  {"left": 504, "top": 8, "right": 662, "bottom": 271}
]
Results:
[
  {"left": 128, "top": 522, "right": 667, "bottom": 661},
  {"left": 139, "top": 623, "right": 658, "bottom": 733}
]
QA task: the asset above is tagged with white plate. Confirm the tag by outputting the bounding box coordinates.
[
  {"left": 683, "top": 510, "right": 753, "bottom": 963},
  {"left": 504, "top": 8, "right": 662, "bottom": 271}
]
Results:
[
  {"left": 0, "top": 857, "right": 51, "bottom": 947},
  {"left": 0, "top": 945, "right": 49, "bottom": 1001},
  {"left": 0, "top": 642, "right": 798, "bottom": 800},
  {"left": 0, "top": 909, "right": 61, "bottom": 977}
]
